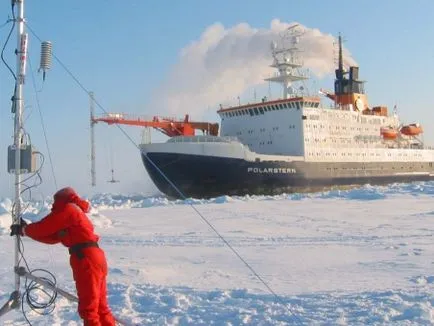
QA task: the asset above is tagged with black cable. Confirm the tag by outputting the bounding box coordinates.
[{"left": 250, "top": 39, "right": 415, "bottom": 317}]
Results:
[
  {"left": 1, "top": 5, "right": 16, "bottom": 80},
  {"left": 7, "top": 133, "right": 57, "bottom": 325},
  {"left": 28, "top": 58, "right": 58, "bottom": 189},
  {"left": 0, "top": 18, "right": 12, "bottom": 30},
  {"left": 18, "top": 237, "right": 58, "bottom": 326}
]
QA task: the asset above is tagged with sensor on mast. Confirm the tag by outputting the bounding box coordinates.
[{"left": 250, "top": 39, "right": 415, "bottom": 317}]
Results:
[{"left": 39, "top": 41, "right": 52, "bottom": 81}]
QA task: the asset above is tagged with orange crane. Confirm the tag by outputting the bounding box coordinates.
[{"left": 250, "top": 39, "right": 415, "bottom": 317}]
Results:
[
  {"left": 91, "top": 113, "right": 219, "bottom": 137},
  {"left": 89, "top": 103, "right": 220, "bottom": 187}
]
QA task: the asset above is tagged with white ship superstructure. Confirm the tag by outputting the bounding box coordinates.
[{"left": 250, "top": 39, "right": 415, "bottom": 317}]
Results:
[{"left": 140, "top": 25, "right": 434, "bottom": 199}]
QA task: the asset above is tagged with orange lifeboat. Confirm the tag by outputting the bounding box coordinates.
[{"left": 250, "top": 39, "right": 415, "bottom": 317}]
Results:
[
  {"left": 400, "top": 123, "right": 423, "bottom": 136},
  {"left": 380, "top": 127, "right": 398, "bottom": 140}
]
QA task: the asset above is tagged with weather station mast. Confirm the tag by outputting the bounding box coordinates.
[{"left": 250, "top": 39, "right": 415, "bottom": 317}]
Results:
[
  {"left": 0, "top": 0, "right": 54, "bottom": 318},
  {"left": 0, "top": 0, "right": 29, "bottom": 315}
]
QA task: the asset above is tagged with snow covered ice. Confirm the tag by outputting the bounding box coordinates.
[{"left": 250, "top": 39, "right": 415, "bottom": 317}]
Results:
[{"left": 0, "top": 182, "right": 433, "bottom": 325}]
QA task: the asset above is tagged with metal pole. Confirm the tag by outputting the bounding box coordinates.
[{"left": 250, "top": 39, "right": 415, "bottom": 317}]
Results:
[
  {"left": 0, "top": 0, "right": 26, "bottom": 316},
  {"left": 13, "top": 0, "right": 27, "bottom": 297},
  {"left": 90, "top": 92, "right": 96, "bottom": 186}
]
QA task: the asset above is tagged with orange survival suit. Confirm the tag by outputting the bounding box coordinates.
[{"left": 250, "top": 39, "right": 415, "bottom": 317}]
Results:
[{"left": 23, "top": 187, "right": 116, "bottom": 326}]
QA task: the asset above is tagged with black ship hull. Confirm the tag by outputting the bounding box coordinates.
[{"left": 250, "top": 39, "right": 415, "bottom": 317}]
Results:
[{"left": 141, "top": 152, "right": 434, "bottom": 199}]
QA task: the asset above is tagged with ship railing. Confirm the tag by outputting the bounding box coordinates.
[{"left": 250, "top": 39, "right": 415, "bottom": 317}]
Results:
[
  {"left": 168, "top": 135, "right": 239, "bottom": 143},
  {"left": 98, "top": 113, "right": 184, "bottom": 122}
]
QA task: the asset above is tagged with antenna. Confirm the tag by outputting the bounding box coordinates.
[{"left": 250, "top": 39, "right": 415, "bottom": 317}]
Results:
[
  {"left": 338, "top": 34, "right": 343, "bottom": 75},
  {"left": 265, "top": 23, "right": 309, "bottom": 99}
]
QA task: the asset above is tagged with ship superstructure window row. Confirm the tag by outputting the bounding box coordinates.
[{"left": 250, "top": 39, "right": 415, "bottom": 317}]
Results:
[{"left": 219, "top": 100, "right": 318, "bottom": 118}]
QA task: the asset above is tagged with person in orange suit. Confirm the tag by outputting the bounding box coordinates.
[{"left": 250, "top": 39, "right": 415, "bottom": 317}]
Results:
[{"left": 11, "top": 187, "right": 116, "bottom": 326}]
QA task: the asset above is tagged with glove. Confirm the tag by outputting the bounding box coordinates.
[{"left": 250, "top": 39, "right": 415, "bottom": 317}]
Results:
[
  {"left": 20, "top": 218, "right": 28, "bottom": 227},
  {"left": 10, "top": 224, "right": 23, "bottom": 236}
]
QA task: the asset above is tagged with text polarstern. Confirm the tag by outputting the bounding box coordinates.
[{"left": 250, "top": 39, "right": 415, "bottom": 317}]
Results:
[{"left": 247, "top": 167, "right": 297, "bottom": 174}]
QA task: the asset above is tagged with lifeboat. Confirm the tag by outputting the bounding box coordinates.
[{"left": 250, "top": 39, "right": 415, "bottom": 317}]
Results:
[
  {"left": 400, "top": 123, "right": 423, "bottom": 136},
  {"left": 380, "top": 127, "right": 398, "bottom": 140}
]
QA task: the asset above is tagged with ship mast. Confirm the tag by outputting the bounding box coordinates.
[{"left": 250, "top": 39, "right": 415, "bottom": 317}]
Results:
[{"left": 265, "top": 24, "right": 309, "bottom": 99}]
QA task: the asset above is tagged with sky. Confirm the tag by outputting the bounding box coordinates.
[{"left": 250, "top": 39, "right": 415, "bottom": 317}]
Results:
[{"left": 1, "top": 0, "right": 434, "bottom": 198}]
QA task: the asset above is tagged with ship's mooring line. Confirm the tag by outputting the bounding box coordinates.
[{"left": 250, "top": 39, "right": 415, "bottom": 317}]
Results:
[{"left": 25, "top": 23, "right": 303, "bottom": 324}]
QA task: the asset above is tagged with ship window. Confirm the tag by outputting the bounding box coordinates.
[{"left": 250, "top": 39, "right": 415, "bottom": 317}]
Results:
[
  {"left": 283, "top": 103, "right": 288, "bottom": 109},
  {"left": 248, "top": 108, "right": 254, "bottom": 116},
  {"left": 267, "top": 106, "right": 272, "bottom": 111},
  {"left": 296, "top": 102, "right": 301, "bottom": 110},
  {"left": 259, "top": 107, "right": 264, "bottom": 114},
  {"left": 279, "top": 104, "right": 283, "bottom": 109},
  {"left": 253, "top": 107, "right": 259, "bottom": 115}
]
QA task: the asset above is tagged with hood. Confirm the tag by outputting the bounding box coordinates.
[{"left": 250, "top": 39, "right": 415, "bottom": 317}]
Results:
[{"left": 53, "top": 187, "right": 90, "bottom": 213}]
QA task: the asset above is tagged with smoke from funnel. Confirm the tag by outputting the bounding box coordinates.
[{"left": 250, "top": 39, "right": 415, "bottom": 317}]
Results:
[{"left": 152, "top": 19, "right": 357, "bottom": 117}]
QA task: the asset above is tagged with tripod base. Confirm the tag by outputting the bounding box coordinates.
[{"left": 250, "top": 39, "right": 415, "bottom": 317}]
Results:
[
  {"left": 0, "top": 290, "right": 20, "bottom": 317},
  {"left": 14, "top": 267, "right": 134, "bottom": 326}
]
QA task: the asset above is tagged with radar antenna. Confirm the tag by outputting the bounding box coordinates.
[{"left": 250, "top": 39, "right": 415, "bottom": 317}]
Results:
[{"left": 265, "top": 24, "right": 309, "bottom": 99}]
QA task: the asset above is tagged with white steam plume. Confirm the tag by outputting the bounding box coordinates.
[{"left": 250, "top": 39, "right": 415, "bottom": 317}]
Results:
[{"left": 152, "top": 19, "right": 357, "bottom": 118}]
